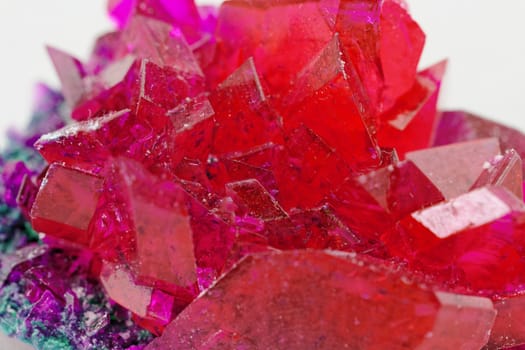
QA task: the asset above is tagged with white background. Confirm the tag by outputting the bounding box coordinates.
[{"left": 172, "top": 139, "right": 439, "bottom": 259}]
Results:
[{"left": 0, "top": 0, "right": 524, "bottom": 349}]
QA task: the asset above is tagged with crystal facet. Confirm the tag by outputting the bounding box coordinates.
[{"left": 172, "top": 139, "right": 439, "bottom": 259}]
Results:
[{"left": 146, "top": 250, "right": 496, "bottom": 350}]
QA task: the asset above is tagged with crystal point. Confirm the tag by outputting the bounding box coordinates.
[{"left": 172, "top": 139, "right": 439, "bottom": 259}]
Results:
[{"left": 406, "top": 138, "right": 501, "bottom": 199}]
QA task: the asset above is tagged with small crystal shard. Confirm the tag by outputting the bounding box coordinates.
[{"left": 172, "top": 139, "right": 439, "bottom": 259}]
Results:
[
  {"left": 471, "top": 149, "right": 523, "bottom": 200},
  {"left": 99, "top": 260, "right": 153, "bottom": 318},
  {"left": 377, "top": 60, "right": 446, "bottom": 157},
  {"left": 46, "top": 46, "right": 87, "bottom": 108},
  {"left": 30, "top": 164, "right": 104, "bottom": 246}
]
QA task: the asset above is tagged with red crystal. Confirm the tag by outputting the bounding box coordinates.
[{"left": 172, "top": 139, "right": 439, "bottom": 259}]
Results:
[
  {"left": 382, "top": 186, "right": 525, "bottom": 291},
  {"left": 489, "top": 293, "right": 525, "bottom": 349},
  {"left": 378, "top": 0, "right": 426, "bottom": 109},
  {"left": 328, "top": 159, "right": 444, "bottom": 245},
  {"left": 30, "top": 163, "right": 104, "bottom": 246},
  {"left": 145, "top": 250, "right": 496, "bottom": 350},
  {"left": 282, "top": 34, "right": 380, "bottom": 168},
  {"left": 209, "top": 58, "right": 282, "bottom": 155},
  {"left": 472, "top": 149, "right": 523, "bottom": 200},
  {"left": 405, "top": 138, "right": 501, "bottom": 199},
  {"left": 274, "top": 125, "right": 350, "bottom": 211},
  {"left": 21, "top": 0, "right": 525, "bottom": 348},
  {"left": 209, "top": 0, "right": 333, "bottom": 94},
  {"left": 377, "top": 60, "right": 446, "bottom": 157}
]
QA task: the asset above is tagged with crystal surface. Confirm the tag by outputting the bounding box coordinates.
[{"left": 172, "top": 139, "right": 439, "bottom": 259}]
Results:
[
  {"left": 146, "top": 250, "right": 496, "bottom": 350},
  {"left": 30, "top": 164, "right": 104, "bottom": 246},
  {"left": 406, "top": 138, "right": 501, "bottom": 199}
]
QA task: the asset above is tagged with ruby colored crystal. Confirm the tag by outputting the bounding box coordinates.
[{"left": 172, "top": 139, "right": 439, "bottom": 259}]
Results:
[
  {"left": 377, "top": 60, "right": 446, "bottom": 157},
  {"left": 209, "top": 0, "right": 333, "bottom": 93},
  {"left": 169, "top": 95, "right": 215, "bottom": 167},
  {"left": 274, "top": 125, "right": 350, "bottom": 211},
  {"left": 226, "top": 179, "right": 286, "bottom": 221},
  {"left": 264, "top": 206, "right": 359, "bottom": 251},
  {"left": 209, "top": 58, "right": 282, "bottom": 156},
  {"left": 30, "top": 163, "right": 104, "bottom": 246},
  {"left": 328, "top": 159, "right": 444, "bottom": 244},
  {"left": 34, "top": 110, "right": 128, "bottom": 173},
  {"left": 378, "top": 0, "right": 426, "bottom": 110},
  {"left": 383, "top": 186, "right": 525, "bottom": 291},
  {"left": 405, "top": 138, "right": 501, "bottom": 199},
  {"left": 471, "top": 149, "right": 523, "bottom": 200},
  {"left": 489, "top": 293, "right": 525, "bottom": 349},
  {"left": 146, "top": 250, "right": 496, "bottom": 350},
  {"left": 282, "top": 34, "right": 380, "bottom": 168}
]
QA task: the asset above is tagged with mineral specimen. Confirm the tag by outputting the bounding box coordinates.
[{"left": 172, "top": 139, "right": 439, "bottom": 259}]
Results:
[{"left": 1, "top": 0, "right": 524, "bottom": 349}]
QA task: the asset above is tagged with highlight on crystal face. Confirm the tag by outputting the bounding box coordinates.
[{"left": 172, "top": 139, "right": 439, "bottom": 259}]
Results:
[{"left": 1, "top": 0, "right": 525, "bottom": 349}]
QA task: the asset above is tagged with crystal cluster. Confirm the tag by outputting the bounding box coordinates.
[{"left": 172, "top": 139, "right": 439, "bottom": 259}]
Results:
[{"left": 2, "top": 0, "right": 525, "bottom": 349}]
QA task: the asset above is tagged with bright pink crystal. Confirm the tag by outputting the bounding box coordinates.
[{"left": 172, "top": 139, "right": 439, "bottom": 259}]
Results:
[
  {"left": 117, "top": 158, "right": 198, "bottom": 289},
  {"left": 145, "top": 250, "right": 496, "bottom": 350}
]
